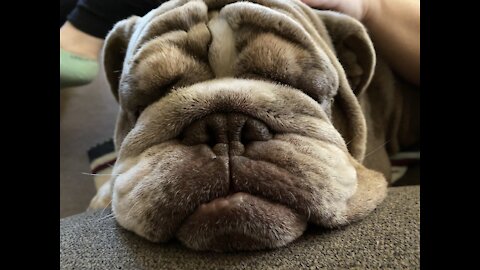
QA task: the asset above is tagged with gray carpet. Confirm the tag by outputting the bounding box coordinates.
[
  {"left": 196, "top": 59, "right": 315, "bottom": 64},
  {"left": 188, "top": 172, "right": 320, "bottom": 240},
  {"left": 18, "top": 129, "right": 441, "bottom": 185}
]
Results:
[{"left": 60, "top": 185, "right": 419, "bottom": 269}]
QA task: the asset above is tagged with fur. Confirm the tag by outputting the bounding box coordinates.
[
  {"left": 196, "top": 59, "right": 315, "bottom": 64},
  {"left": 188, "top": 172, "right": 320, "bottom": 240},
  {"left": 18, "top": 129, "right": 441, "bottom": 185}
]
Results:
[{"left": 90, "top": 0, "right": 419, "bottom": 252}]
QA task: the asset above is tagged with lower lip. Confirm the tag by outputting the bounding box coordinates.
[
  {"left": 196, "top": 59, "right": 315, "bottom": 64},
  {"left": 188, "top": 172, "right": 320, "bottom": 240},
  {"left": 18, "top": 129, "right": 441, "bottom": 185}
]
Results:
[{"left": 196, "top": 192, "right": 250, "bottom": 213}]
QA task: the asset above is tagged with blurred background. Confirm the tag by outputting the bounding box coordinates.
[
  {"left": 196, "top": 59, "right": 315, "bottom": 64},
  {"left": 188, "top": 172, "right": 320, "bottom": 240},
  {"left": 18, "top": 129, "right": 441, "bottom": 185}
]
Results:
[{"left": 60, "top": 64, "right": 117, "bottom": 218}]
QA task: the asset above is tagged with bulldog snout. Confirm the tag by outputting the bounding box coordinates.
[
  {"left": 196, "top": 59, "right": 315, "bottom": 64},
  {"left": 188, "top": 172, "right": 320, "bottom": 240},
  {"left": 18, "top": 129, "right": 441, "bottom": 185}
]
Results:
[{"left": 181, "top": 113, "right": 272, "bottom": 148}]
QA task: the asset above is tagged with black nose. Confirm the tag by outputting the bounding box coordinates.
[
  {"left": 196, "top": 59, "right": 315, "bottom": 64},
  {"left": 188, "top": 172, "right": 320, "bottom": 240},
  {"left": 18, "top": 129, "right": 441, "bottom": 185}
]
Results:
[{"left": 181, "top": 113, "right": 273, "bottom": 148}]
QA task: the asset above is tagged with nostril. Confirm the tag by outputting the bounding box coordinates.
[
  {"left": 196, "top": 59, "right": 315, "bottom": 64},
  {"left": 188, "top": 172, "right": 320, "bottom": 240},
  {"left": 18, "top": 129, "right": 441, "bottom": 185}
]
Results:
[
  {"left": 180, "top": 113, "right": 273, "bottom": 147},
  {"left": 180, "top": 119, "right": 211, "bottom": 146},
  {"left": 205, "top": 124, "right": 217, "bottom": 148},
  {"left": 180, "top": 115, "right": 227, "bottom": 147},
  {"left": 241, "top": 118, "right": 273, "bottom": 144}
]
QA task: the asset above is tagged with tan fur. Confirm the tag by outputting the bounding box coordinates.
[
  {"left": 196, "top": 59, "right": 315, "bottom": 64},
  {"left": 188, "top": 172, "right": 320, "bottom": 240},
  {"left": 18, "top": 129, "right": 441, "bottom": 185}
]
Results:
[{"left": 93, "top": 0, "right": 419, "bottom": 251}]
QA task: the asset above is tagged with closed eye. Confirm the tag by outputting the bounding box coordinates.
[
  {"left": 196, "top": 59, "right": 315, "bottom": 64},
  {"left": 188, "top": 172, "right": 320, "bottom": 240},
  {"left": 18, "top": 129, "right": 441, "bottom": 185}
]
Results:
[{"left": 132, "top": 76, "right": 181, "bottom": 121}]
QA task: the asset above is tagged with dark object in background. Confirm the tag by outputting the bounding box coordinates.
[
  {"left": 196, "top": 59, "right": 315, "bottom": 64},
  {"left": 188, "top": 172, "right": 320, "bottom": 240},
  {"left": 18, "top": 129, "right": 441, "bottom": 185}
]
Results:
[
  {"left": 60, "top": 0, "right": 165, "bottom": 38},
  {"left": 60, "top": 0, "right": 78, "bottom": 27}
]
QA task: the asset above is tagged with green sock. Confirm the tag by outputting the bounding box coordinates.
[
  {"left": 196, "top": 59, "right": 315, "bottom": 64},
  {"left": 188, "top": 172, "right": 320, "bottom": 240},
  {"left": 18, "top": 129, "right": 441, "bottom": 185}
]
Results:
[{"left": 60, "top": 48, "right": 99, "bottom": 88}]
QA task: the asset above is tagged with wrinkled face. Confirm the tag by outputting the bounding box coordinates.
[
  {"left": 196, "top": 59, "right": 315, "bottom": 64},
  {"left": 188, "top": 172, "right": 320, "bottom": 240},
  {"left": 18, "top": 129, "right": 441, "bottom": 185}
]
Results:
[{"left": 105, "top": 0, "right": 386, "bottom": 251}]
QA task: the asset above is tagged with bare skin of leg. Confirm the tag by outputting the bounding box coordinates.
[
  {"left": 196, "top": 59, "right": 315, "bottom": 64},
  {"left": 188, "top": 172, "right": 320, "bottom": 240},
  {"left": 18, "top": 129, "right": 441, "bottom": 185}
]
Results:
[
  {"left": 301, "top": 0, "right": 419, "bottom": 86},
  {"left": 60, "top": 21, "right": 104, "bottom": 60}
]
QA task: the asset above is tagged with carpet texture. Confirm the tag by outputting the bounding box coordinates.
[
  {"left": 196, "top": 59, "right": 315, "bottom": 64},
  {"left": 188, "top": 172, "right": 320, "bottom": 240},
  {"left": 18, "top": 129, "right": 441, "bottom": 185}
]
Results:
[{"left": 60, "top": 185, "right": 419, "bottom": 269}]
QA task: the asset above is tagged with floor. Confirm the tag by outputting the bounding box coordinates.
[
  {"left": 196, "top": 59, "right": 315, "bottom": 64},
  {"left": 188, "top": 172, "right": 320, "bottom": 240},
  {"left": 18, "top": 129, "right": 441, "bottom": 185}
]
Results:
[{"left": 60, "top": 67, "right": 118, "bottom": 218}]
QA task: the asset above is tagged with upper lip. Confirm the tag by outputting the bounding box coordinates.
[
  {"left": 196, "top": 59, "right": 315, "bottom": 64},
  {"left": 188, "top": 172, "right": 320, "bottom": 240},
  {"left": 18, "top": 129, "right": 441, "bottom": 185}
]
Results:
[{"left": 224, "top": 154, "right": 318, "bottom": 221}]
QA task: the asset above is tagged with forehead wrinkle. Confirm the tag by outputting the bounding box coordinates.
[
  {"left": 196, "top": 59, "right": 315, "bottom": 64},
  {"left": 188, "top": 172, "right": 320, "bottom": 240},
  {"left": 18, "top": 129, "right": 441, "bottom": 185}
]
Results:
[{"left": 134, "top": 1, "right": 208, "bottom": 54}]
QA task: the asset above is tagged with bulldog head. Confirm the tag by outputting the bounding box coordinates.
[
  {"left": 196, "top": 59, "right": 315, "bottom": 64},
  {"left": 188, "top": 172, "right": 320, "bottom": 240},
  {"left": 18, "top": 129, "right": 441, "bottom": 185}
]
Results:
[{"left": 99, "top": 0, "right": 387, "bottom": 251}]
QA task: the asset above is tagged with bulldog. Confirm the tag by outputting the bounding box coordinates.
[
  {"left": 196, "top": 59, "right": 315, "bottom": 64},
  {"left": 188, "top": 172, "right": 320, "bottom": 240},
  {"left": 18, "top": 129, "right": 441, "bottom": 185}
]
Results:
[{"left": 89, "top": 0, "right": 419, "bottom": 251}]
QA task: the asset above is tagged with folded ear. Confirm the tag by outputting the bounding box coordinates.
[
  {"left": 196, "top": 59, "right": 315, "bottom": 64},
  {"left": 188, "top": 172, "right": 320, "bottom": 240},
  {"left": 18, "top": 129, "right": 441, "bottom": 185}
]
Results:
[
  {"left": 315, "top": 10, "right": 376, "bottom": 96},
  {"left": 103, "top": 16, "right": 139, "bottom": 101}
]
